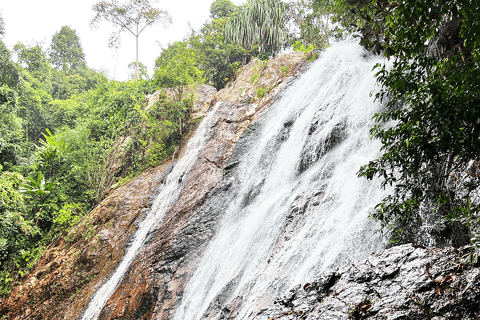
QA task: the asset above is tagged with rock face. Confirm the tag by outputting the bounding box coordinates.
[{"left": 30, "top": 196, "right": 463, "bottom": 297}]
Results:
[
  {"left": 254, "top": 244, "right": 480, "bottom": 320},
  {"left": 0, "top": 52, "right": 307, "bottom": 319},
  {"left": 192, "top": 84, "right": 218, "bottom": 119}
]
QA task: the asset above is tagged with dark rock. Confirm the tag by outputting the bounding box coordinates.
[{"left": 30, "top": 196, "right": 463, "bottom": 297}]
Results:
[{"left": 253, "top": 244, "right": 480, "bottom": 320}]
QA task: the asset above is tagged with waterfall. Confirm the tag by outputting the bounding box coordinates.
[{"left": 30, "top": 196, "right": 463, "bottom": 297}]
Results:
[
  {"left": 80, "top": 103, "right": 221, "bottom": 320},
  {"left": 173, "top": 38, "right": 389, "bottom": 320}
]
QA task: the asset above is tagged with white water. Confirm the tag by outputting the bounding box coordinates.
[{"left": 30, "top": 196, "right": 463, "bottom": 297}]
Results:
[
  {"left": 173, "top": 38, "right": 389, "bottom": 320},
  {"left": 80, "top": 103, "right": 221, "bottom": 320}
]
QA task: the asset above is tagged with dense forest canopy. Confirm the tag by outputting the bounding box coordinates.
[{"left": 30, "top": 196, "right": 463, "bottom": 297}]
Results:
[{"left": 1, "top": 0, "right": 479, "bottom": 296}]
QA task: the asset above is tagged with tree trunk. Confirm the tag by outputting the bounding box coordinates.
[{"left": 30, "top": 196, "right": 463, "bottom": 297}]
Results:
[{"left": 135, "top": 32, "right": 139, "bottom": 80}]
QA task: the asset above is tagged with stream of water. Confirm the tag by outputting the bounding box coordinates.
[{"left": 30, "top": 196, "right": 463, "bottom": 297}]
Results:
[
  {"left": 173, "top": 38, "right": 389, "bottom": 319},
  {"left": 82, "top": 37, "right": 389, "bottom": 320}
]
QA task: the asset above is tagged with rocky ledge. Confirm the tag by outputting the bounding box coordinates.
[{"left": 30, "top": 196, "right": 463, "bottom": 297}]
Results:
[{"left": 255, "top": 244, "right": 480, "bottom": 320}]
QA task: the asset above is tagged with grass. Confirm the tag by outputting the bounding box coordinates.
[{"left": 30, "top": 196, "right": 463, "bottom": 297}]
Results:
[{"left": 256, "top": 87, "right": 266, "bottom": 99}]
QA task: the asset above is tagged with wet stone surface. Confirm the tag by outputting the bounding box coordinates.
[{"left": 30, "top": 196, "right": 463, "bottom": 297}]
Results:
[{"left": 253, "top": 244, "right": 480, "bottom": 320}]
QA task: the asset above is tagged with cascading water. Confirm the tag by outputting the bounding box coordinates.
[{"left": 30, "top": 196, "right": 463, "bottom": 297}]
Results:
[
  {"left": 173, "top": 38, "right": 389, "bottom": 319},
  {"left": 80, "top": 103, "right": 221, "bottom": 320}
]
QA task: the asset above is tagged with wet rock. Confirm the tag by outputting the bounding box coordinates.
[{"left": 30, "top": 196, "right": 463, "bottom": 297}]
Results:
[
  {"left": 253, "top": 244, "right": 480, "bottom": 320},
  {"left": 298, "top": 120, "right": 347, "bottom": 175}
]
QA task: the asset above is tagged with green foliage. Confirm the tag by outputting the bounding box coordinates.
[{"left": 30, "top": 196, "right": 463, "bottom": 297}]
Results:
[
  {"left": 153, "top": 41, "right": 204, "bottom": 89},
  {"left": 256, "top": 86, "right": 266, "bottom": 99},
  {"left": 49, "top": 26, "right": 86, "bottom": 72},
  {"left": 35, "top": 129, "right": 70, "bottom": 178},
  {"left": 19, "top": 171, "right": 54, "bottom": 199},
  {"left": 292, "top": 40, "right": 315, "bottom": 53},
  {"left": 301, "top": 0, "right": 390, "bottom": 51},
  {"left": 0, "top": 40, "right": 20, "bottom": 88},
  {"left": 210, "top": 0, "right": 237, "bottom": 19},
  {"left": 53, "top": 203, "right": 83, "bottom": 233},
  {"left": 0, "top": 171, "right": 25, "bottom": 214},
  {"left": 358, "top": 0, "right": 480, "bottom": 245},
  {"left": 16, "top": 70, "right": 55, "bottom": 142},
  {"left": 20, "top": 171, "right": 57, "bottom": 230},
  {"left": 0, "top": 85, "right": 24, "bottom": 169},
  {"left": 128, "top": 61, "right": 148, "bottom": 80},
  {"left": 189, "top": 16, "right": 253, "bottom": 89},
  {"left": 0, "top": 171, "right": 40, "bottom": 277},
  {"left": 224, "top": 0, "right": 288, "bottom": 56},
  {"left": 14, "top": 43, "right": 52, "bottom": 88},
  {"left": 0, "top": 20, "right": 114, "bottom": 295},
  {"left": 139, "top": 91, "right": 195, "bottom": 165},
  {"left": 287, "top": 0, "right": 333, "bottom": 50}
]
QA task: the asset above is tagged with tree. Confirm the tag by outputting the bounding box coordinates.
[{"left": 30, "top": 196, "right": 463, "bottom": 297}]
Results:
[
  {"left": 90, "top": 0, "right": 172, "bottom": 80},
  {"left": 0, "top": 86, "right": 23, "bottom": 169},
  {"left": 189, "top": 15, "right": 251, "bottom": 89},
  {"left": 128, "top": 61, "right": 148, "bottom": 79},
  {"left": 49, "top": 26, "right": 86, "bottom": 72},
  {"left": 358, "top": 0, "right": 480, "bottom": 246},
  {"left": 0, "top": 40, "right": 20, "bottom": 89},
  {"left": 287, "top": 0, "right": 332, "bottom": 50},
  {"left": 210, "top": 0, "right": 236, "bottom": 19},
  {"left": 13, "top": 43, "right": 52, "bottom": 86},
  {"left": 309, "top": 0, "right": 394, "bottom": 53},
  {"left": 224, "top": 0, "right": 288, "bottom": 57},
  {"left": 153, "top": 41, "right": 204, "bottom": 95}
]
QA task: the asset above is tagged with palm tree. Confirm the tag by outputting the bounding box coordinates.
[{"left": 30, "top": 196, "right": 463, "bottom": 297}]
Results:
[{"left": 224, "top": 0, "right": 288, "bottom": 57}]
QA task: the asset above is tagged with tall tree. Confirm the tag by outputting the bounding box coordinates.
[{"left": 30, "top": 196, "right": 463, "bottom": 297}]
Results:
[
  {"left": 224, "top": 0, "right": 288, "bottom": 57},
  {"left": 49, "top": 26, "right": 86, "bottom": 72},
  {"left": 90, "top": 0, "right": 172, "bottom": 80}
]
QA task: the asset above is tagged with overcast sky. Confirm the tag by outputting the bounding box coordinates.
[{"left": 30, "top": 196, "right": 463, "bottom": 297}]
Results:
[{"left": 0, "top": 0, "right": 244, "bottom": 81}]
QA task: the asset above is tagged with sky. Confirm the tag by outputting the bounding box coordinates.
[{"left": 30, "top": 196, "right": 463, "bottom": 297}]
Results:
[{"left": 0, "top": 0, "right": 244, "bottom": 81}]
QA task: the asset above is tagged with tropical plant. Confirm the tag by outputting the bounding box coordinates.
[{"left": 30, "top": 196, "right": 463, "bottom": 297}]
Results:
[
  {"left": 90, "top": 0, "right": 172, "bottom": 80},
  {"left": 224, "top": 0, "right": 288, "bottom": 56},
  {"left": 36, "top": 128, "right": 70, "bottom": 178},
  {"left": 0, "top": 85, "right": 23, "bottom": 169},
  {"left": 19, "top": 171, "right": 54, "bottom": 200}
]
